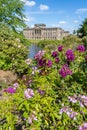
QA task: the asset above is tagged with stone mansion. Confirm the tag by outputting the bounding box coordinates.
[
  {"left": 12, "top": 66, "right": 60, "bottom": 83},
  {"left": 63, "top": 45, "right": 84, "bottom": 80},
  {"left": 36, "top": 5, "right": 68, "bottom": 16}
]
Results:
[{"left": 23, "top": 24, "right": 69, "bottom": 40}]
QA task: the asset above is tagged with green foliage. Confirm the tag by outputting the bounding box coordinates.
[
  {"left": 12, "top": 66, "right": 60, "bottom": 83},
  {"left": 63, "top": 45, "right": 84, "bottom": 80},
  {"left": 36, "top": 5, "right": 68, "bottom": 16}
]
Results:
[
  {"left": 0, "top": 42, "right": 87, "bottom": 129},
  {"left": 77, "top": 18, "right": 87, "bottom": 38},
  {"left": 62, "top": 35, "right": 82, "bottom": 48},
  {"left": 82, "top": 36, "right": 87, "bottom": 49},
  {"left": 0, "top": 0, "right": 26, "bottom": 32},
  {"left": 0, "top": 25, "right": 30, "bottom": 75},
  {"left": 38, "top": 35, "right": 82, "bottom": 50}
]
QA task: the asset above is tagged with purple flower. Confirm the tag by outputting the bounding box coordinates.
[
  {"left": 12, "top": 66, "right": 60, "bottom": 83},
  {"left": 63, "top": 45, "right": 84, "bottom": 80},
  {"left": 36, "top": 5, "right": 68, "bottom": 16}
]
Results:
[
  {"left": 52, "top": 51, "right": 58, "bottom": 57},
  {"left": 77, "top": 45, "right": 86, "bottom": 52},
  {"left": 24, "top": 88, "right": 34, "bottom": 99},
  {"left": 38, "top": 58, "right": 46, "bottom": 67},
  {"left": 60, "top": 106, "right": 78, "bottom": 120},
  {"left": 55, "top": 57, "right": 60, "bottom": 63},
  {"left": 78, "top": 123, "right": 87, "bottom": 130},
  {"left": 46, "top": 60, "right": 52, "bottom": 68},
  {"left": 66, "top": 49, "right": 75, "bottom": 62},
  {"left": 4, "top": 87, "right": 16, "bottom": 94},
  {"left": 78, "top": 95, "right": 87, "bottom": 107},
  {"left": 58, "top": 46, "right": 63, "bottom": 52},
  {"left": 37, "top": 89, "right": 45, "bottom": 95},
  {"left": 70, "top": 111, "right": 78, "bottom": 120},
  {"left": 68, "top": 95, "right": 77, "bottom": 103},
  {"left": 59, "top": 64, "right": 72, "bottom": 78}
]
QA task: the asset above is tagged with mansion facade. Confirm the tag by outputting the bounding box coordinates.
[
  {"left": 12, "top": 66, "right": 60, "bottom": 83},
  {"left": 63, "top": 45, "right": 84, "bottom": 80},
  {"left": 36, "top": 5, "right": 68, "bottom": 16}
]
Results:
[{"left": 23, "top": 24, "right": 69, "bottom": 40}]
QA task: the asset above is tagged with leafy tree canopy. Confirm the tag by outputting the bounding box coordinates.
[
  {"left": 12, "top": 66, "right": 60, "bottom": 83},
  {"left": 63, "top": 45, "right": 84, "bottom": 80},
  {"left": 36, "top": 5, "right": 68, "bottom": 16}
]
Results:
[
  {"left": 77, "top": 18, "right": 87, "bottom": 38},
  {"left": 0, "top": 0, "right": 26, "bottom": 32}
]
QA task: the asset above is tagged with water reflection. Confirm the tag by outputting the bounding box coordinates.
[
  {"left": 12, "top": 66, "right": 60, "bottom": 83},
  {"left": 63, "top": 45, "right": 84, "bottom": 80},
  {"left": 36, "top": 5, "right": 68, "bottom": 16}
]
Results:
[{"left": 28, "top": 44, "right": 41, "bottom": 58}]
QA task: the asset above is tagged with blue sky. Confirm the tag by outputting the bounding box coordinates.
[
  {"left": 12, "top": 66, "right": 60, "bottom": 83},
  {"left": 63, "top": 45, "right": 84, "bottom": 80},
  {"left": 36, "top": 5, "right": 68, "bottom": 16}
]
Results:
[{"left": 21, "top": 0, "right": 87, "bottom": 33}]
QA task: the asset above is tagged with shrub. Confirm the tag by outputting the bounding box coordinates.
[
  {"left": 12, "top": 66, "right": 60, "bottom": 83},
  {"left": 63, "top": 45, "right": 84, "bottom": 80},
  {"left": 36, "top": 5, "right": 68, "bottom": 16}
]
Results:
[
  {"left": 0, "top": 43, "right": 87, "bottom": 130},
  {"left": 0, "top": 25, "right": 30, "bottom": 75}
]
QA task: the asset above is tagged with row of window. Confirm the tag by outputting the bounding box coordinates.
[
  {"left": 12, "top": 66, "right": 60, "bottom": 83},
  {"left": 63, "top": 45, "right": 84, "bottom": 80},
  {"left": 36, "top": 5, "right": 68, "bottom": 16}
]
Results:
[{"left": 28, "top": 37, "right": 57, "bottom": 39}]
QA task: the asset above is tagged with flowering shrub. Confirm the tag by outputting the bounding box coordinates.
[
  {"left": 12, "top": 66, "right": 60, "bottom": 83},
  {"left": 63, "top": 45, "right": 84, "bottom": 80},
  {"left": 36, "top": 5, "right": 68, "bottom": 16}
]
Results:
[
  {"left": 59, "top": 64, "right": 72, "bottom": 77},
  {"left": 0, "top": 43, "right": 87, "bottom": 130},
  {"left": 77, "top": 45, "right": 86, "bottom": 52},
  {"left": 66, "top": 49, "right": 75, "bottom": 62},
  {"left": 0, "top": 25, "right": 30, "bottom": 75},
  {"left": 58, "top": 45, "right": 64, "bottom": 52}
]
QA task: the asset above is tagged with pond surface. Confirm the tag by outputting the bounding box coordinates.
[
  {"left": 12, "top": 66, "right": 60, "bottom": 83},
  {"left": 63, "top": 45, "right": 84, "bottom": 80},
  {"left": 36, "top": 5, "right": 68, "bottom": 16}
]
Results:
[{"left": 28, "top": 44, "right": 41, "bottom": 58}]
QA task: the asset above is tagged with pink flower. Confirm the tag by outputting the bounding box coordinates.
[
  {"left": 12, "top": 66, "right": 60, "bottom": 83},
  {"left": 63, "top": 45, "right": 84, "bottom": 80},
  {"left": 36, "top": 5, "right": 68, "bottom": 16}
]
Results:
[
  {"left": 24, "top": 88, "right": 34, "bottom": 99},
  {"left": 13, "top": 82, "right": 19, "bottom": 89},
  {"left": 28, "top": 112, "right": 37, "bottom": 124},
  {"left": 78, "top": 123, "right": 87, "bottom": 130},
  {"left": 68, "top": 95, "right": 77, "bottom": 103}
]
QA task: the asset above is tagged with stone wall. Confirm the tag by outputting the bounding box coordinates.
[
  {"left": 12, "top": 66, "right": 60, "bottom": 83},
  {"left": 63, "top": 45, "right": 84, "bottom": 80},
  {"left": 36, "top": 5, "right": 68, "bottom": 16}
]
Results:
[{"left": 23, "top": 24, "right": 69, "bottom": 40}]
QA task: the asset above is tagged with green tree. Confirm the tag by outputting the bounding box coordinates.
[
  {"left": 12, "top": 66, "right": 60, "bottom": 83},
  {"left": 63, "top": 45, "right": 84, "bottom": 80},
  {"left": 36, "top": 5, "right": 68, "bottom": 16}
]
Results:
[
  {"left": 77, "top": 18, "right": 87, "bottom": 38},
  {"left": 0, "top": 0, "right": 26, "bottom": 32}
]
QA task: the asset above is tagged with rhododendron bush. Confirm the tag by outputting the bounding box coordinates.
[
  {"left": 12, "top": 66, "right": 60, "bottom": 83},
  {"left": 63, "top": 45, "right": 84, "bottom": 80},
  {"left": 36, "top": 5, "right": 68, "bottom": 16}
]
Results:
[
  {"left": 0, "top": 25, "right": 30, "bottom": 75},
  {"left": 0, "top": 43, "right": 87, "bottom": 130}
]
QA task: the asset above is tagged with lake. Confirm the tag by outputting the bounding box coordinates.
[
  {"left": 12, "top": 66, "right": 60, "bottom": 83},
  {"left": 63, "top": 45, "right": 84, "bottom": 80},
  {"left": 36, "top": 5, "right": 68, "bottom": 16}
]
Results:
[{"left": 28, "top": 44, "right": 41, "bottom": 58}]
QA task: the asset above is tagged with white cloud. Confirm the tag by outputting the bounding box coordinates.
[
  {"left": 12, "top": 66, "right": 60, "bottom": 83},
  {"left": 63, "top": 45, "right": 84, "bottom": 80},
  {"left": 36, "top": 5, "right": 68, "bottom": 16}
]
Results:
[
  {"left": 26, "top": 1, "right": 36, "bottom": 6},
  {"left": 52, "top": 21, "right": 67, "bottom": 28},
  {"left": 23, "top": 17, "right": 33, "bottom": 22},
  {"left": 21, "top": 0, "right": 36, "bottom": 6},
  {"left": 73, "top": 20, "right": 79, "bottom": 23},
  {"left": 76, "top": 8, "right": 87, "bottom": 14},
  {"left": 58, "top": 21, "right": 67, "bottom": 25},
  {"left": 39, "top": 4, "right": 49, "bottom": 10}
]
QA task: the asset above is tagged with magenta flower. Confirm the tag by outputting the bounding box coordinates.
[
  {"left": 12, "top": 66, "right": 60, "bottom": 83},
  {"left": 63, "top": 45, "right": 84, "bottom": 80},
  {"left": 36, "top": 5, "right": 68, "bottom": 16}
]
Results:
[
  {"left": 4, "top": 87, "right": 16, "bottom": 94},
  {"left": 59, "top": 64, "right": 72, "bottom": 78},
  {"left": 55, "top": 57, "right": 60, "bottom": 63},
  {"left": 38, "top": 58, "right": 46, "bottom": 67},
  {"left": 58, "top": 45, "right": 63, "bottom": 52},
  {"left": 77, "top": 45, "right": 86, "bottom": 52},
  {"left": 52, "top": 51, "right": 58, "bottom": 57},
  {"left": 24, "top": 88, "right": 34, "bottom": 99},
  {"left": 46, "top": 60, "right": 52, "bottom": 68},
  {"left": 66, "top": 49, "right": 75, "bottom": 62}
]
